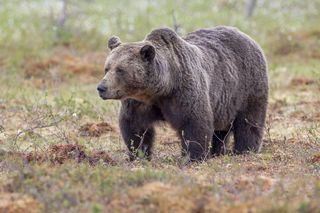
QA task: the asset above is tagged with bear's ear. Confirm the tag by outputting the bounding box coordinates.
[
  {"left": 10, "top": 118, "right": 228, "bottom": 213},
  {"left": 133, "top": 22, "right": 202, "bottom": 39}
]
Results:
[
  {"left": 108, "top": 36, "right": 121, "bottom": 50},
  {"left": 140, "top": 44, "right": 155, "bottom": 62}
]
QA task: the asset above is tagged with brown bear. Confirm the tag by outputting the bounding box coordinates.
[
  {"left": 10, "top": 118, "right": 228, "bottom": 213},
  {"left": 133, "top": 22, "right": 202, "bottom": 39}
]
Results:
[{"left": 97, "top": 26, "right": 268, "bottom": 161}]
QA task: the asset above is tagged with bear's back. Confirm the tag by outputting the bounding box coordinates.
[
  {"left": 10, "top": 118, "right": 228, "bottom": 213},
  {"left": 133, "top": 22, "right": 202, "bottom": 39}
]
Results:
[
  {"left": 185, "top": 26, "right": 267, "bottom": 93},
  {"left": 185, "top": 26, "right": 256, "bottom": 55}
]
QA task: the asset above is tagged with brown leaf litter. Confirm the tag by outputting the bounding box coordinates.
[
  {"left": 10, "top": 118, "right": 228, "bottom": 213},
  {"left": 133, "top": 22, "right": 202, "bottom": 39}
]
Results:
[
  {"left": 23, "top": 53, "right": 105, "bottom": 82},
  {"left": 14, "top": 144, "right": 115, "bottom": 166},
  {"left": 290, "top": 77, "right": 317, "bottom": 86},
  {"left": 273, "top": 30, "right": 320, "bottom": 58},
  {"left": 79, "top": 122, "right": 115, "bottom": 137},
  {"left": 310, "top": 153, "right": 320, "bottom": 164}
]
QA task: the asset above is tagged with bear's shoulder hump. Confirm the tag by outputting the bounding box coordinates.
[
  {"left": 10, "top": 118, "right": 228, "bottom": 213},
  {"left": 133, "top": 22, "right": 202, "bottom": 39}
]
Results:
[{"left": 146, "top": 28, "right": 179, "bottom": 45}]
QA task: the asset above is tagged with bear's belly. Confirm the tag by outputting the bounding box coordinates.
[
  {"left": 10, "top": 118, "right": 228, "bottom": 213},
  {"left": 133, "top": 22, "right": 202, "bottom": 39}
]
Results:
[
  {"left": 212, "top": 105, "right": 238, "bottom": 131},
  {"left": 213, "top": 120, "right": 233, "bottom": 131}
]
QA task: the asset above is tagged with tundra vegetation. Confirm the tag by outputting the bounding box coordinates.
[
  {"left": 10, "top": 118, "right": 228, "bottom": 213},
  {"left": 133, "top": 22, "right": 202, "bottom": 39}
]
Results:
[{"left": 0, "top": 0, "right": 319, "bottom": 212}]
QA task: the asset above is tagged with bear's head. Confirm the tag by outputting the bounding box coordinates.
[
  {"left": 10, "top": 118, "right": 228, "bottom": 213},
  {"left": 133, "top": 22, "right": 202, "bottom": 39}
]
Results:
[{"left": 97, "top": 36, "right": 158, "bottom": 103}]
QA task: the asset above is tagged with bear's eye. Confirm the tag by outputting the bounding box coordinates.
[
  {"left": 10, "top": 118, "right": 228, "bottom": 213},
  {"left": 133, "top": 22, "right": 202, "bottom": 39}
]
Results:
[
  {"left": 116, "top": 68, "right": 124, "bottom": 74},
  {"left": 104, "top": 68, "right": 109, "bottom": 74}
]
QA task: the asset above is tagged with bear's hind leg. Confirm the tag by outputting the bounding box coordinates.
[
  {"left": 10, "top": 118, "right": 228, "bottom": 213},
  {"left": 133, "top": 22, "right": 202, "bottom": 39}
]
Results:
[
  {"left": 211, "top": 130, "right": 230, "bottom": 156},
  {"left": 233, "top": 100, "right": 267, "bottom": 154}
]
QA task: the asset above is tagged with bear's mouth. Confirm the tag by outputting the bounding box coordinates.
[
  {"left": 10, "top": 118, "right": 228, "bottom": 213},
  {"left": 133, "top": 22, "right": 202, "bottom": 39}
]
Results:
[
  {"left": 99, "top": 90, "right": 124, "bottom": 100},
  {"left": 99, "top": 95, "right": 108, "bottom": 100}
]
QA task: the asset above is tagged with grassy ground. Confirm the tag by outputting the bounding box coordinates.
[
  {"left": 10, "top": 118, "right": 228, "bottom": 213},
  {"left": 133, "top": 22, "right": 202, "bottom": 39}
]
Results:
[{"left": 0, "top": 0, "right": 320, "bottom": 212}]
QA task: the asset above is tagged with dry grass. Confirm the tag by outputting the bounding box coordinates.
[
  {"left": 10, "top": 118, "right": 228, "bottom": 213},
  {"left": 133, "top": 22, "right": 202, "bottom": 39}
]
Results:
[
  {"left": 0, "top": 193, "right": 43, "bottom": 213},
  {"left": 1, "top": 0, "right": 320, "bottom": 211}
]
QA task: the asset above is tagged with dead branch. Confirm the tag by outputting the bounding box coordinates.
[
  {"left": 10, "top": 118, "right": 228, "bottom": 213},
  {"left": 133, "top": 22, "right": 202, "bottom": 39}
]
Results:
[{"left": 57, "top": 0, "right": 68, "bottom": 28}]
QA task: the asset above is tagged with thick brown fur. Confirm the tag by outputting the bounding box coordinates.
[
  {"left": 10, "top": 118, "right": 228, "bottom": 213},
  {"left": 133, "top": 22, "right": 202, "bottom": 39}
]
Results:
[{"left": 97, "top": 26, "right": 268, "bottom": 161}]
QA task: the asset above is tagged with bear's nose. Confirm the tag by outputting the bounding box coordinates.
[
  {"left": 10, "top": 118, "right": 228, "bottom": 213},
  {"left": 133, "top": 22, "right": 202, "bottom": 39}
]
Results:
[{"left": 97, "top": 85, "right": 107, "bottom": 93}]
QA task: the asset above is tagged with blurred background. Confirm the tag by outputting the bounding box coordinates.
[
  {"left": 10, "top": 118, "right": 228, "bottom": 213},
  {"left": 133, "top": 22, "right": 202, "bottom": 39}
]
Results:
[
  {"left": 1, "top": 0, "right": 319, "bottom": 64},
  {"left": 1, "top": 0, "right": 319, "bottom": 92}
]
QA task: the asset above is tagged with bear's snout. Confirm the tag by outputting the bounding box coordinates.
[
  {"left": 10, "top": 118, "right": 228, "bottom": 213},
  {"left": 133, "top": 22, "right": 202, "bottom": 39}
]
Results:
[
  {"left": 97, "top": 84, "right": 108, "bottom": 99},
  {"left": 97, "top": 84, "right": 107, "bottom": 93}
]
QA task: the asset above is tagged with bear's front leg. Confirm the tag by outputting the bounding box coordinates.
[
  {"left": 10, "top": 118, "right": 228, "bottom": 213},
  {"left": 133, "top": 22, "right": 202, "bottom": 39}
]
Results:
[
  {"left": 120, "top": 122, "right": 155, "bottom": 161},
  {"left": 119, "top": 99, "right": 162, "bottom": 161}
]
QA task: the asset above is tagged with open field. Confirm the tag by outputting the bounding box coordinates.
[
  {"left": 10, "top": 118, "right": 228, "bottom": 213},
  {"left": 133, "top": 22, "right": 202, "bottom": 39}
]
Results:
[{"left": 0, "top": 0, "right": 319, "bottom": 212}]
